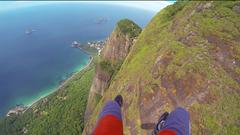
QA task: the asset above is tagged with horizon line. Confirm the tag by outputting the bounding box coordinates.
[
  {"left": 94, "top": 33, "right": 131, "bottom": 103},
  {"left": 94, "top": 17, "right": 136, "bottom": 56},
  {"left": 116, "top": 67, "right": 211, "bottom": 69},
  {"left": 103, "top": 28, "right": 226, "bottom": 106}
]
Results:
[{"left": 0, "top": 1, "right": 174, "bottom": 13}]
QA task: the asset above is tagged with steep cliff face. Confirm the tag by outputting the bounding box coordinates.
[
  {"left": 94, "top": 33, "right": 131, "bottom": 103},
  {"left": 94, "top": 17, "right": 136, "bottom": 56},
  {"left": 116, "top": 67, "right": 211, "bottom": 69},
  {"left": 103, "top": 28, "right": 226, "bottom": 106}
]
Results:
[
  {"left": 84, "top": 19, "right": 142, "bottom": 123},
  {"left": 84, "top": 1, "right": 240, "bottom": 135},
  {"left": 102, "top": 19, "right": 142, "bottom": 64}
]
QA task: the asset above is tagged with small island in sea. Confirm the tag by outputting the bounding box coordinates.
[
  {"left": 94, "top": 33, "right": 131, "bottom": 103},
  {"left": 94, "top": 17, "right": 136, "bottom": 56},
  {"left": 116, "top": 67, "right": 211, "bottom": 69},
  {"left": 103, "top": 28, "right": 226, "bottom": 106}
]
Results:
[
  {"left": 94, "top": 17, "right": 109, "bottom": 25},
  {"left": 25, "top": 28, "right": 36, "bottom": 35}
]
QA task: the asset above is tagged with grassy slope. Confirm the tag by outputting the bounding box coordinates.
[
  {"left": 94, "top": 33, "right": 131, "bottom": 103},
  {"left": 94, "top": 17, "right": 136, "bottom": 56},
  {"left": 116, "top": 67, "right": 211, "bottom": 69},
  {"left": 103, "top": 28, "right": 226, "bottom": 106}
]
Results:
[
  {"left": 0, "top": 59, "right": 95, "bottom": 135},
  {"left": 84, "top": 1, "right": 240, "bottom": 135}
]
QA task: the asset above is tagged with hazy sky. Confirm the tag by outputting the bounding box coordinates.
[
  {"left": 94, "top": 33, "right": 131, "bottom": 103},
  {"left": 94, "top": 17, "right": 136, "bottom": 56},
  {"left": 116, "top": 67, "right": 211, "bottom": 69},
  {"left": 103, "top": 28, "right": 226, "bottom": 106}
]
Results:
[{"left": 0, "top": 1, "right": 174, "bottom": 13}]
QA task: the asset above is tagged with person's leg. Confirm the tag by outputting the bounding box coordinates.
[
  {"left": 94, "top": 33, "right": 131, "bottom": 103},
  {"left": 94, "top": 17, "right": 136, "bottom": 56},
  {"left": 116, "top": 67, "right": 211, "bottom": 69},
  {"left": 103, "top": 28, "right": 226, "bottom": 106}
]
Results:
[
  {"left": 92, "top": 95, "right": 123, "bottom": 135},
  {"left": 99, "top": 100, "right": 122, "bottom": 120},
  {"left": 157, "top": 107, "right": 190, "bottom": 135}
]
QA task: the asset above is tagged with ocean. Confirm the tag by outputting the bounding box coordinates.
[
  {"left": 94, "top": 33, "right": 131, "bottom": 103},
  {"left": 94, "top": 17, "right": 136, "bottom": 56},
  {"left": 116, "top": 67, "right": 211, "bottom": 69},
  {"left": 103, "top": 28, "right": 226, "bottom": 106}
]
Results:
[{"left": 0, "top": 3, "right": 155, "bottom": 116}]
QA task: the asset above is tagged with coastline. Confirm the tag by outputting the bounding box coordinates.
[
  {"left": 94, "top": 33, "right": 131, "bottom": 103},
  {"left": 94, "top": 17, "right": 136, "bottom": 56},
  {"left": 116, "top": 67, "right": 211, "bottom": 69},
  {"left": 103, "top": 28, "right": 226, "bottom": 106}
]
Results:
[
  {"left": 27, "top": 56, "right": 93, "bottom": 109},
  {"left": 5, "top": 55, "right": 93, "bottom": 117},
  {"left": 58, "top": 56, "right": 93, "bottom": 91},
  {"left": 5, "top": 55, "right": 94, "bottom": 116},
  {"left": 2, "top": 56, "right": 93, "bottom": 117},
  {"left": 5, "top": 40, "right": 102, "bottom": 117},
  {"left": 5, "top": 38, "right": 104, "bottom": 117}
]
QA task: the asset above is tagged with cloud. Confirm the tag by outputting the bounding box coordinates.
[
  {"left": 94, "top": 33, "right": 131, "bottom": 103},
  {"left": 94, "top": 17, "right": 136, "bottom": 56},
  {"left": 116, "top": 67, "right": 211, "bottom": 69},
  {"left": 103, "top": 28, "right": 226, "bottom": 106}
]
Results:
[
  {"left": 0, "top": 1, "right": 173, "bottom": 13},
  {"left": 0, "top": 1, "right": 50, "bottom": 12},
  {"left": 100, "top": 1, "right": 173, "bottom": 12}
]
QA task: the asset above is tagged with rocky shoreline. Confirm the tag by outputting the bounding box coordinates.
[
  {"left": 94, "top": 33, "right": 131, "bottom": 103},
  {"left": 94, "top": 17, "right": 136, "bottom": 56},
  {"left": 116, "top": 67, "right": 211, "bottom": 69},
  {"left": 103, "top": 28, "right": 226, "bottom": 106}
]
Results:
[
  {"left": 6, "top": 104, "right": 28, "bottom": 117},
  {"left": 71, "top": 40, "right": 105, "bottom": 55}
]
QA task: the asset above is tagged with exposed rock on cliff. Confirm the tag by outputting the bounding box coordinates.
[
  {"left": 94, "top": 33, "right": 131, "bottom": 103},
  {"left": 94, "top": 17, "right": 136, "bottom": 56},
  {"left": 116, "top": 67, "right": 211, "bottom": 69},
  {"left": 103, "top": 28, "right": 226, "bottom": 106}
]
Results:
[
  {"left": 102, "top": 19, "right": 141, "bottom": 64},
  {"left": 83, "top": 1, "right": 240, "bottom": 135},
  {"left": 84, "top": 19, "right": 142, "bottom": 124}
]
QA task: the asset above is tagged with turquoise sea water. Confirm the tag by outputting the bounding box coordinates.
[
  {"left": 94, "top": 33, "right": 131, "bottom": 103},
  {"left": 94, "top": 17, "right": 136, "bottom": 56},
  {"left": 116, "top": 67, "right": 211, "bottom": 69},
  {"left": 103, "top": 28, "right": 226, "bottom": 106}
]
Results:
[{"left": 0, "top": 3, "right": 154, "bottom": 116}]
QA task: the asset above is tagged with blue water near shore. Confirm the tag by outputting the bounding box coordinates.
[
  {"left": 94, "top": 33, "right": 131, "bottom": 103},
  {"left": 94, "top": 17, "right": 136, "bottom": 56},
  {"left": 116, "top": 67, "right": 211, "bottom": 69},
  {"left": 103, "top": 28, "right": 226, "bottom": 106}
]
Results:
[{"left": 0, "top": 3, "right": 154, "bottom": 116}]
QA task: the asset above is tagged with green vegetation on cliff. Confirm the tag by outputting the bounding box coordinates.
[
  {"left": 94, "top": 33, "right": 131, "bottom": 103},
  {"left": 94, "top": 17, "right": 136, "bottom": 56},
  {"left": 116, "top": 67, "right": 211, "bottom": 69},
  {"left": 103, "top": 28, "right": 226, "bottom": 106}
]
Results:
[
  {"left": 0, "top": 60, "right": 95, "bottom": 135},
  {"left": 116, "top": 19, "right": 142, "bottom": 38},
  {"left": 99, "top": 60, "right": 115, "bottom": 75},
  {"left": 84, "top": 1, "right": 240, "bottom": 135}
]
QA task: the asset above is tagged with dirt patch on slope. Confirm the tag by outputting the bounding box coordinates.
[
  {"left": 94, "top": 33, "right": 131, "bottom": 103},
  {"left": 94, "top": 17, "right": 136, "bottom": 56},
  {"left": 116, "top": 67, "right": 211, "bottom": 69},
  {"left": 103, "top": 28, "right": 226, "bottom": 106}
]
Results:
[{"left": 206, "top": 34, "right": 240, "bottom": 83}]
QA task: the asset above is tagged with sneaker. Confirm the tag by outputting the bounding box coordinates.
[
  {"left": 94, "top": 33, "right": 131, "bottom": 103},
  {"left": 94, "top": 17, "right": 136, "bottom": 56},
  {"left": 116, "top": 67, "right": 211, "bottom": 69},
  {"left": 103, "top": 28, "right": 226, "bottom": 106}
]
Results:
[
  {"left": 114, "top": 95, "right": 123, "bottom": 107},
  {"left": 153, "top": 112, "right": 169, "bottom": 135}
]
